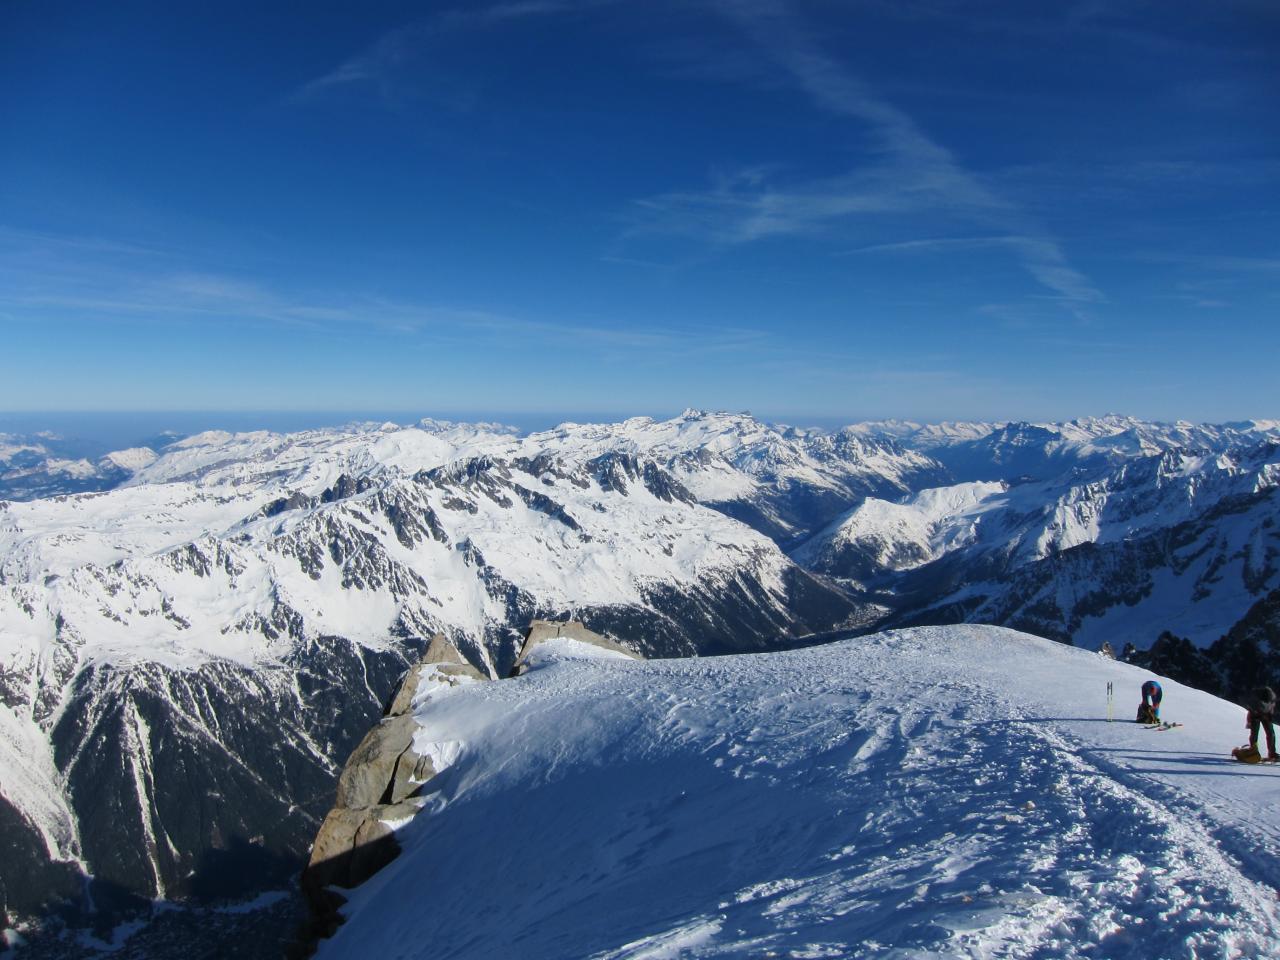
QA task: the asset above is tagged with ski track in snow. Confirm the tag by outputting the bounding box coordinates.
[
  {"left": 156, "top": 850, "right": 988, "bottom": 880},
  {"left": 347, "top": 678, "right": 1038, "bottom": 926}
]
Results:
[{"left": 322, "top": 626, "right": 1280, "bottom": 960}]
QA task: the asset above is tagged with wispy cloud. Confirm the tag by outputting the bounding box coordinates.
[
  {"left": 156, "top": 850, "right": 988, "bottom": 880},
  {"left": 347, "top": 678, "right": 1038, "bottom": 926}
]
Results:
[
  {"left": 629, "top": 0, "right": 1103, "bottom": 306},
  {"left": 845, "top": 236, "right": 1019, "bottom": 255},
  {"left": 849, "top": 234, "right": 1102, "bottom": 304},
  {"left": 1156, "top": 253, "right": 1280, "bottom": 275},
  {"left": 294, "top": 1, "right": 608, "bottom": 103},
  {"left": 631, "top": 167, "right": 918, "bottom": 245},
  {"left": 0, "top": 226, "right": 771, "bottom": 356}
]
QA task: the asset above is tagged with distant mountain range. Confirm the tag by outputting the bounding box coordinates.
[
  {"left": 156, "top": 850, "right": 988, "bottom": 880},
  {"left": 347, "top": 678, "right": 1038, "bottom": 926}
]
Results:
[
  {"left": 0, "top": 431, "right": 160, "bottom": 501},
  {"left": 2, "top": 409, "right": 1278, "bottom": 947}
]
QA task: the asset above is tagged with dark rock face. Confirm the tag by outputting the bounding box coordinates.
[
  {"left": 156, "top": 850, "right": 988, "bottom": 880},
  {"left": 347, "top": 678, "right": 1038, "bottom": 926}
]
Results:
[
  {"left": 0, "top": 795, "right": 83, "bottom": 929},
  {"left": 580, "top": 565, "right": 860, "bottom": 660},
  {"left": 1128, "top": 589, "right": 1280, "bottom": 708},
  {"left": 1210, "top": 588, "right": 1280, "bottom": 700},
  {"left": 1, "top": 635, "right": 420, "bottom": 937}
]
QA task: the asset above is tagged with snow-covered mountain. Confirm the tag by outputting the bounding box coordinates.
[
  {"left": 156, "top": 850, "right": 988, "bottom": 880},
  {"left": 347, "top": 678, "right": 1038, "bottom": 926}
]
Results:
[
  {"left": 791, "top": 480, "right": 1005, "bottom": 578},
  {"left": 844, "top": 418, "right": 1002, "bottom": 450},
  {"left": 795, "top": 442, "right": 1280, "bottom": 649},
  {"left": 502, "top": 409, "right": 949, "bottom": 543},
  {"left": 852, "top": 415, "right": 1280, "bottom": 484},
  {"left": 3, "top": 412, "right": 917, "bottom": 934},
  {"left": 0, "top": 432, "right": 158, "bottom": 502},
  {"left": 315, "top": 626, "right": 1280, "bottom": 959},
  {"left": 5, "top": 408, "right": 1280, "bottom": 946}
]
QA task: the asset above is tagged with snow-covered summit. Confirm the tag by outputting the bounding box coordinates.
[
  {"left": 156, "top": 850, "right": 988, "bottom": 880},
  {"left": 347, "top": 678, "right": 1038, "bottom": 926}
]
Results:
[
  {"left": 844, "top": 418, "right": 1003, "bottom": 449},
  {"left": 98, "top": 446, "right": 159, "bottom": 473},
  {"left": 792, "top": 480, "right": 1006, "bottom": 575},
  {"left": 320, "top": 625, "right": 1280, "bottom": 959}
]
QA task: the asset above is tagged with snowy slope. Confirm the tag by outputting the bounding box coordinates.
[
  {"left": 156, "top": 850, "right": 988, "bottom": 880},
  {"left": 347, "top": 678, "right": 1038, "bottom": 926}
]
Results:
[
  {"left": 792, "top": 481, "right": 1005, "bottom": 577},
  {"left": 320, "top": 625, "right": 1280, "bottom": 960},
  {"left": 126, "top": 419, "right": 515, "bottom": 489},
  {"left": 845, "top": 419, "right": 1002, "bottom": 450}
]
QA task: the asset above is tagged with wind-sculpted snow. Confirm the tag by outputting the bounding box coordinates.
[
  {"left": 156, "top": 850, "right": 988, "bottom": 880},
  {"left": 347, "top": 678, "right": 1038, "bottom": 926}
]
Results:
[{"left": 320, "top": 626, "right": 1280, "bottom": 960}]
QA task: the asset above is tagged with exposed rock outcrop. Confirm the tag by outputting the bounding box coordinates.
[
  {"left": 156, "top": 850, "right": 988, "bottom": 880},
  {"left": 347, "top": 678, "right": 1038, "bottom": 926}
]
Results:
[
  {"left": 297, "top": 623, "right": 638, "bottom": 950},
  {"left": 300, "top": 635, "right": 485, "bottom": 935},
  {"left": 511, "top": 618, "right": 640, "bottom": 675}
]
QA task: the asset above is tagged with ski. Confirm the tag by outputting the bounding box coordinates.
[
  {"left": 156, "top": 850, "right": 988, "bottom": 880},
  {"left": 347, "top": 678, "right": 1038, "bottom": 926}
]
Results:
[{"left": 1144, "top": 722, "right": 1182, "bottom": 731}]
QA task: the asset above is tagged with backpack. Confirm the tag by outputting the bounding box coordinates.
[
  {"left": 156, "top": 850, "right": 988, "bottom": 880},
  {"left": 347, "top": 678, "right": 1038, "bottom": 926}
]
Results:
[
  {"left": 1233, "top": 744, "right": 1262, "bottom": 764},
  {"left": 1136, "top": 703, "right": 1157, "bottom": 724}
]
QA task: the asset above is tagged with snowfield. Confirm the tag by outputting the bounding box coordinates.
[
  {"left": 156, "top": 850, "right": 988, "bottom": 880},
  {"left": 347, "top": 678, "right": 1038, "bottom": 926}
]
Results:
[{"left": 321, "top": 626, "right": 1280, "bottom": 960}]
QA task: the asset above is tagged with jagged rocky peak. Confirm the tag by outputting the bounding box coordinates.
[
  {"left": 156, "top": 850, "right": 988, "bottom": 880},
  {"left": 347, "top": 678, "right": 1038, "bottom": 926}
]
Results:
[{"left": 587, "top": 451, "right": 695, "bottom": 503}]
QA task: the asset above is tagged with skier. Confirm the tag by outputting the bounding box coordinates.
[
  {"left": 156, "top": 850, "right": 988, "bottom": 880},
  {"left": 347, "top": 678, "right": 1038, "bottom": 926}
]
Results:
[
  {"left": 1099, "top": 640, "right": 1115, "bottom": 659},
  {"left": 1245, "top": 686, "right": 1279, "bottom": 762},
  {"left": 1137, "top": 679, "right": 1162, "bottom": 724}
]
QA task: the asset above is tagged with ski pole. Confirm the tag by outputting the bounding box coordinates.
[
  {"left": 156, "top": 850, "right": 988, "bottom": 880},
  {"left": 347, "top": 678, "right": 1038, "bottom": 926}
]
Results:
[{"left": 1106, "top": 681, "right": 1113, "bottom": 722}]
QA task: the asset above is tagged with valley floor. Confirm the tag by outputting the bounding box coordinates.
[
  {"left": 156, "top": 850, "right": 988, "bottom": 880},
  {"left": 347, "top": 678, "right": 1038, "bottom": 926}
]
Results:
[{"left": 320, "top": 627, "right": 1280, "bottom": 960}]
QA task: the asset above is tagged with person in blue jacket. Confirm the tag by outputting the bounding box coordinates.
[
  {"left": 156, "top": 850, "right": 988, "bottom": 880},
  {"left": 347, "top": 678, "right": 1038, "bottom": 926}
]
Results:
[{"left": 1139, "top": 680, "right": 1162, "bottom": 723}]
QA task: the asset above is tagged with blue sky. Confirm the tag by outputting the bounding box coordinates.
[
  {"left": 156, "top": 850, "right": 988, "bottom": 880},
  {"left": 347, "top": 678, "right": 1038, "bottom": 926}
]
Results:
[{"left": 1, "top": 0, "right": 1276, "bottom": 424}]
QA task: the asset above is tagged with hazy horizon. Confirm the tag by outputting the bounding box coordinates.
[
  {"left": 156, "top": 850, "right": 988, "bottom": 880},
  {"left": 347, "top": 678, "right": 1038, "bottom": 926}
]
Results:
[{"left": 5, "top": 406, "right": 1279, "bottom": 462}]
